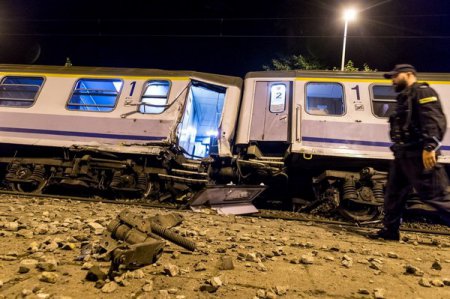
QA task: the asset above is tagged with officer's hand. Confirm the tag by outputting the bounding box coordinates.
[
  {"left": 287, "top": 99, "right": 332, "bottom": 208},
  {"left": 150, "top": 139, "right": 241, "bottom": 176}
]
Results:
[{"left": 422, "top": 150, "right": 437, "bottom": 170}]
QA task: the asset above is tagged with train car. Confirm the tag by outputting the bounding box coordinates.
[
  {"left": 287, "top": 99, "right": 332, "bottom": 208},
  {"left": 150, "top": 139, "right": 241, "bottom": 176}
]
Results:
[
  {"left": 0, "top": 64, "right": 243, "bottom": 199},
  {"left": 235, "top": 70, "right": 450, "bottom": 219}
]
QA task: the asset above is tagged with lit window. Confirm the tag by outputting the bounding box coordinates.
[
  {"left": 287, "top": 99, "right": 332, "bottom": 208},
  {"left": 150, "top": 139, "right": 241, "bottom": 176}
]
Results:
[
  {"left": 371, "top": 85, "right": 398, "bottom": 118},
  {"left": 269, "top": 83, "right": 286, "bottom": 113},
  {"left": 139, "top": 80, "right": 170, "bottom": 114},
  {"left": 0, "top": 76, "right": 44, "bottom": 107},
  {"left": 306, "top": 83, "right": 344, "bottom": 116},
  {"left": 67, "top": 78, "right": 122, "bottom": 112}
]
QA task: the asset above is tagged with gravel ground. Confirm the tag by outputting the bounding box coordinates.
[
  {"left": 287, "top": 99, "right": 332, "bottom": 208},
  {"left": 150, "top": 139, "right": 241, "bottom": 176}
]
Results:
[{"left": 0, "top": 195, "right": 449, "bottom": 299}]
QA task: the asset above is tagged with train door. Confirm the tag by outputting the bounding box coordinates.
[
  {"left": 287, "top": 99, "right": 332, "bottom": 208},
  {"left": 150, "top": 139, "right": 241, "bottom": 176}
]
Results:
[
  {"left": 176, "top": 80, "right": 226, "bottom": 159},
  {"left": 249, "top": 81, "right": 292, "bottom": 142}
]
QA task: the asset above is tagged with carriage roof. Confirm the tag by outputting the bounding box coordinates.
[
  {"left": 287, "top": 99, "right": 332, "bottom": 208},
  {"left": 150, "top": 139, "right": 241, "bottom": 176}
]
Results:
[
  {"left": 245, "top": 70, "right": 450, "bottom": 81},
  {"left": 0, "top": 64, "right": 243, "bottom": 88}
]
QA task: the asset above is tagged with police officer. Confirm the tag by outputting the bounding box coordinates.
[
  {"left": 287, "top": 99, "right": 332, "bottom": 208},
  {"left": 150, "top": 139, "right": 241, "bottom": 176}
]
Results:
[{"left": 370, "top": 64, "right": 450, "bottom": 240}]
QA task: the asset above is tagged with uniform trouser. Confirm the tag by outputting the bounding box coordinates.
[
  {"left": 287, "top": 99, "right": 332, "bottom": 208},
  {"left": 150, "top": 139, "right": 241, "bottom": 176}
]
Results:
[{"left": 384, "top": 154, "right": 450, "bottom": 230}]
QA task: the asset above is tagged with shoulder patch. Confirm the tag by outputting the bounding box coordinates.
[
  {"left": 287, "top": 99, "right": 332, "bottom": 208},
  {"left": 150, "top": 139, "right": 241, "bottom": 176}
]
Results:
[{"left": 419, "top": 96, "right": 437, "bottom": 104}]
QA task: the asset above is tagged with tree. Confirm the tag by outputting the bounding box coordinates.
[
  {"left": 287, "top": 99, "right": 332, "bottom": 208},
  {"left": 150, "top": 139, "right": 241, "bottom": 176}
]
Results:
[
  {"left": 333, "top": 60, "right": 377, "bottom": 72},
  {"left": 263, "top": 54, "right": 324, "bottom": 71},
  {"left": 264, "top": 54, "right": 377, "bottom": 72}
]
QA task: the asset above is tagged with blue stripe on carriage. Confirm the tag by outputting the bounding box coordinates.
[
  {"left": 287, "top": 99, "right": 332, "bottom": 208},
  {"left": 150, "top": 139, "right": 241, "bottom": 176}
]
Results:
[
  {"left": 0, "top": 127, "right": 165, "bottom": 141},
  {"left": 302, "top": 136, "right": 450, "bottom": 151}
]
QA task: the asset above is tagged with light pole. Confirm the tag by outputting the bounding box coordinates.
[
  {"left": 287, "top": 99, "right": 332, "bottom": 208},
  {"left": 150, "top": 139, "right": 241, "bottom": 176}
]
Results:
[{"left": 341, "top": 8, "right": 357, "bottom": 71}]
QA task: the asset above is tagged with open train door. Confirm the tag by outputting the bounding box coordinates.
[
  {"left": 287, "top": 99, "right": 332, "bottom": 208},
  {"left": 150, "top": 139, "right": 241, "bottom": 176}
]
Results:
[{"left": 249, "top": 81, "right": 292, "bottom": 142}]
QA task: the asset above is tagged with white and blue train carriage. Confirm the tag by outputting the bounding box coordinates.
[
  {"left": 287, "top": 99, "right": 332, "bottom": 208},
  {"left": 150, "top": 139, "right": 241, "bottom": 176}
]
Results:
[
  {"left": 0, "top": 64, "right": 242, "bottom": 197},
  {"left": 235, "top": 70, "right": 450, "bottom": 218}
]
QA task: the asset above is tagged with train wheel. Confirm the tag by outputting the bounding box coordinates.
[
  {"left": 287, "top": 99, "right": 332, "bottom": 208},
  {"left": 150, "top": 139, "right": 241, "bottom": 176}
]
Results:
[
  {"left": 9, "top": 165, "right": 48, "bottom": 194},
  {"left": 338, "top": 204, "right": 382, "bottom": 222},
  {"left": 10, "top": 179, "right": 48, "bottom": 194},
  {"left": 141, "top": 180, "right": 153, "bottom": 199}
]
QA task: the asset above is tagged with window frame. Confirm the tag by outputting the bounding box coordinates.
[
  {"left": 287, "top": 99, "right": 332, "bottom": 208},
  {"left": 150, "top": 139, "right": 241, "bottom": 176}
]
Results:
[
  {"left": 66, "top": 78, "right": 123, "bottom": 113},
  {"left": 138, "top": 79, "right": 172, "bottom": 115},
  {"left": 304, "top": 81, "right": 346, "bottom": 117},
  {"left": 0, "top": 75, "right": 45, "bottom": 108},
  {"left": 268, "top": 82, "right": 287, "bottom": 113},
  {"left": 369, "top": 83, "right": 398, "bottom": 119}
]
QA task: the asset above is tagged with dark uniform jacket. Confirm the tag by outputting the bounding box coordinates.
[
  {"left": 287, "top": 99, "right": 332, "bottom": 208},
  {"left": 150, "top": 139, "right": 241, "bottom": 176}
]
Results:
[{"left": 389, "top": 82, "right": 447, "bottom": 156}]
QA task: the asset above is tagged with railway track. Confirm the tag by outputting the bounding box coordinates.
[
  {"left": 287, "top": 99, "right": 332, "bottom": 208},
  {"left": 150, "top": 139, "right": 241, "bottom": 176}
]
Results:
[{"left": 1, "top": 190, "right": 450, "bottom": 238}]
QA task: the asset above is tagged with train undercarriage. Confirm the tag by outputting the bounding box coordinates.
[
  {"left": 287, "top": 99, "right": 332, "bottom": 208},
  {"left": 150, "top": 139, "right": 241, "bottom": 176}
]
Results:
[{"left": 0, "top": 143, "right": 442, "bottom": 223}]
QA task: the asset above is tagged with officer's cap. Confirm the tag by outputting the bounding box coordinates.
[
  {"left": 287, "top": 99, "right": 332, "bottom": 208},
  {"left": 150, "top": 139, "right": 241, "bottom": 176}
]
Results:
[{"left": 383, "top": 64, "right": 417, "bottom": 79}]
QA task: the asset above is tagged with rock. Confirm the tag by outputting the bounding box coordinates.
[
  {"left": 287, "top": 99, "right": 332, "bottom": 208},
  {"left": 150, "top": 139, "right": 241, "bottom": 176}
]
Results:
[
  {"left": 94, "top": 280, "right": 106, "bottom": 289},
  {"left": 87, "top": 222, "right": 104, "bottom": 235},
  {"left": 35, "top": 224, "right": 49, "bottom": 235},
  {"left": 220, "top": 256, "right": 234, "bottom": 270},
  {"left": 200, "top": 284, "right": 218, "bottom": 293},
  {"left": 22, "top": 289, "right": 32, "bottom": 296},
  {"left": 17, "top": 229, "right": 34, "bottom": 239},
  {"left": 373, "top": 288, "right": 385, "bottom": 299},
  {"left": 37, "top": 259, "right": 58, "bottom": 272},
  {"left": 324, "top": 256, "right": 335, "bottom": 261},
  {"left": 370, "top": 261, "right": 383, "bottom": 271},
  {"left": 341, "top": 256, "right": 353, "bottom": 268},
  {"left": 246, "top": 253, "right": 258, "bottom": 262},
  {"left": 387, "top": 252, "right": 398, "bottom": 259},
  {"left": 443, "top": 278, "right": 450, "bottom": 286},
  {"left": 81, "top": 262, "right": 94, "bottom": 270},
  {"left": 418, "top": 278, "right": 431, "bottom": 287},
  {"left": 164, "top": 264, "right": 180, "bottom": 277},
  {"left": 101, "top": 281, "right": 118, "bottom": 293},
  {"left": 194, "top": 262, "right": 207, "bottom": 271},
  {"left": 4, "top": 222, "right": 19, "bottom": 231},
  {"left": 210, "top": 276, "right": 223, "bottom": 288},
  {"left": 265, "top": 290, "right": 277, "bottom": 299},
  {"left": 257, "top": 262, "right": 267, "bottom": 272},
  {"left": 27, "top": 242, "right": 40, "bottom": 253},
  {"left": 142, "top": 281, "right": 153, "bottom": 292},
  {"left": 157, "top": 290, "right": 171, "bottom": 299},
  {"left": 171, "top": 251, "right": 181, "bottom": 259},
  {"left": 300, "top": 255, "right": 314, "bottom": 264},
  {"left": 256, "top": 289, "right": 266, "bottom": 298},
  {"left": 18, "top": 259, "right": 38, "bottom": 273},
  {"left": 61, "top": 242, "right": 76, "bottom": 250},
  {"left": 358, "top": 288, "right": 370, "bottom": 295},
  {"left": 167, "top": 288, "right": 178, "bottom": 294},
  {"left": 404, "top": 264, "right": 424, "bottom": 276},
  {"left": 114, "top": 275, "right": 129, "bottom": 287},
  {"left": 39, "top": 272, "right": 59, "bottom": 284},
  {"left": 431, "top": 279, "right": 444, "bottom": 287},
  {"left": 275, "top": 286, "right": 288, "bottom": 295},
  {"left": 85, "top": 266, "right": 107, "bottom": 282},
  {"left": 432, "top": 260, "right": 442, "bottom": 271}
]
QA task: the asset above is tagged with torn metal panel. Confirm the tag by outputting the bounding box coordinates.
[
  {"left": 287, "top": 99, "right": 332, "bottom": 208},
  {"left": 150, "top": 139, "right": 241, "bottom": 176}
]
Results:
[{"left": 189, "top": 185, "right": 265, "bottom": 215}]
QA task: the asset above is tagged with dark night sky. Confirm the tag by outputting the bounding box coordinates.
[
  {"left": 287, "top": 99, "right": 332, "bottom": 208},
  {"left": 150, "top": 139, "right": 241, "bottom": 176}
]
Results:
[{"left": 0, "top": 0, "right": 449, "bottom": 76}]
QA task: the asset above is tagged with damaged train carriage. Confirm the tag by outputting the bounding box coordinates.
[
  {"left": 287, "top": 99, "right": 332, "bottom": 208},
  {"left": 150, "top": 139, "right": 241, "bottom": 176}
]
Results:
[
  {"left": 0, "top": 64, "right": 244, "bottom": 200},
  {"left": 235, "top": 70, "right": 450, "bottom": 219}
]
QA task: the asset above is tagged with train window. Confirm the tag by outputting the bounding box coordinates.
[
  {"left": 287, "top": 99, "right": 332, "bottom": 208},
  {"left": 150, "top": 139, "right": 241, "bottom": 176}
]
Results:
[
  {"left": 139, "top": 80, "right": 170, "bottom": 114},
  {"left": 0, "top": 76, "right": 44, "bottom": 107},
  {"left": 67, "top": 78, "right": 122, "bottom": 112},
  {"left": 305, "top": 82, "right": 344, "bottom": 115},
  {"left": 371, "top": 85, "right": 398, "bottom": 118},
  {"left": 269, "top": 83, "right": 286, "bottom": 113}
]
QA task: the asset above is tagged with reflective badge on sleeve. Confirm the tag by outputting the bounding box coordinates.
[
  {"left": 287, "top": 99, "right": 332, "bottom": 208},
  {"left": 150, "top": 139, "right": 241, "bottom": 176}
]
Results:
[{"left": 418, "top": 96, "right": 437, "bottom": 104}]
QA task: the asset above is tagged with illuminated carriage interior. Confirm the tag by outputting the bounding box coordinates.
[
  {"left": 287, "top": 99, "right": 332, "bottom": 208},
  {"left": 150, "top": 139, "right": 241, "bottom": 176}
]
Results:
[{"left": 177, "top": 80, "right": 226, "bottom": 158}]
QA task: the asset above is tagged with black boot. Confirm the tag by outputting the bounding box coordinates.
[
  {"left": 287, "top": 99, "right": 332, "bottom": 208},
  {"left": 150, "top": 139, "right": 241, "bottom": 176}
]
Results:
[{"left": 367, "top": 228, "right": 400, "bottom": 241}]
